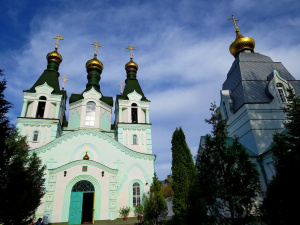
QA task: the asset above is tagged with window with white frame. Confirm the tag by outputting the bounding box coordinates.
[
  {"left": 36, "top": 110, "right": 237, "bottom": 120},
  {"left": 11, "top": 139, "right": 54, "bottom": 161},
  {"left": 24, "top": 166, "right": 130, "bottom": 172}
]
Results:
[
  {"left": 85, "top": 102, "right": 96, "bottom": 126},
  {"left": 33, "top": 131, "right": 39, "bottom": 142},
  {"left": 133, "top": 182, "right": 140, "bottom": 207},
  {"left": 276, "top": 83, "right": 287, "bottom": 103},
  {"left": 133, "top": 134, "right": 138, "bottom": 145}
]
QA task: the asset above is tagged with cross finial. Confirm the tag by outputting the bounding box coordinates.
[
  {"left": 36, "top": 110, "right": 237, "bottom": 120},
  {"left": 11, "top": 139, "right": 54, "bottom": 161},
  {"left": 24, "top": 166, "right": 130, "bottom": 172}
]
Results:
[
  {"left": 118, "top": 82, "right": 125, "bottom": 94},
  {"left": 126, "top": 45, "right": 136, "bottom": 60},
  {"left": 60, "top": 76, "right": 69, "bottom": 90},
  {"left": 52, "top": 34, "right": 64, "bottom": 50},
  {"left": 91, "top": 41, "right": 102, "bottom": 57},
  {"left": 229, "top": 15, "right": 239, "bottom": 32}
]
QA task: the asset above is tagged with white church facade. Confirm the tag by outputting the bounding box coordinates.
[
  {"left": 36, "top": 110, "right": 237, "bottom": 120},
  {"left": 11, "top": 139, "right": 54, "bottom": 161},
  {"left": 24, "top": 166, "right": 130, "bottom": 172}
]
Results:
[{"left": 16, "top": 39, "right": 155, "bottom": 224}]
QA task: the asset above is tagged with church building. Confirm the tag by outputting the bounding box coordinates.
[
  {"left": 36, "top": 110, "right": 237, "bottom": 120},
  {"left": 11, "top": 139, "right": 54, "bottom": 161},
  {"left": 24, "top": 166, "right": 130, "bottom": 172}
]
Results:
[
  {"left": 16, "top": 37, "right": 155, "bottom": 224},
  {"left": 217, "top": 16, "right": 300, "bottom": 191}
]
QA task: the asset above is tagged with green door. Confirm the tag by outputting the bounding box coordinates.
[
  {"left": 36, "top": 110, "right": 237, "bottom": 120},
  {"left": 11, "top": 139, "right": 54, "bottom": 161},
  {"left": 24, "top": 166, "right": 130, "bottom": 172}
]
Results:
[{"left": 69, "top": 192, "right": 83, "bottom": 225}]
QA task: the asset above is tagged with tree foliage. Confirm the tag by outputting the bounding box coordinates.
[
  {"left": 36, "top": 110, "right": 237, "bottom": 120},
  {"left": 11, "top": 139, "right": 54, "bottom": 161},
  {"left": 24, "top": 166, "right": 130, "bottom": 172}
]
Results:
[
  {"left": 171, "top": 127, "right": 195, "bottom": 218},
  {"left": 191, "top": 103, "right": 261, "bottom": 225},
  {"left": 0, "top": 70, "right": 46, "bottom": 225},
  {"left": 262, "top": 89, "right": 300, "bottom": 224},
  {"left": 143, "top": 173, "right": 168, "bottom": 225}
]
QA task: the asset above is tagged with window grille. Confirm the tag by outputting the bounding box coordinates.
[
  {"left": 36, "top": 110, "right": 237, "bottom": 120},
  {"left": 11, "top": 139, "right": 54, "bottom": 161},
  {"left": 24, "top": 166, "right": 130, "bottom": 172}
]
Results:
[
  {"left": 133, "top": 182, "right": 140, "bottom": 207},
  {"left": 133, "top": 135, "right": 137, "bottom": 145},
  {"left": 72, "top": 180, "right": 94, "bottom": 192},
  {"left": 33, "top": 131, "right": 39, "bottom": 142},
  {"left": 85, "top": 102, "right": 96, "bottom": 126},
  {"left": 276, "top": 83, "right": 287, "bottom": 103}
]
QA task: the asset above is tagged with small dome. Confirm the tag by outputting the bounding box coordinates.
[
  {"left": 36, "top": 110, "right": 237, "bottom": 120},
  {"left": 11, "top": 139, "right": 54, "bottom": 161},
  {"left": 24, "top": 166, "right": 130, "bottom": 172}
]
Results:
[
  {"left": 86, "top": 57, "right": 103, "bottom": 71},
  {"left": 125, "top": 59, "right": 138, "bottom": 72},
  {"left": 83, "top": 151, "right": 90, "bottom": 160},
  {"left": 47, "top": 50, "right": 63, "bottom": 64},
  {"left": 230, "top": 31, "right": 255, "bottom": 57}
]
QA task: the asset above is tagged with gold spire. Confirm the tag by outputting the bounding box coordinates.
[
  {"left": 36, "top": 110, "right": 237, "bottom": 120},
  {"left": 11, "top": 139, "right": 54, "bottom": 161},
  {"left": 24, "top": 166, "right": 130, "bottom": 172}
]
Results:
[
  {"left": 126, "top": 45, "right": 136, "bottom": 60},
  {"left": 86, "top": 41, "right": 103, "bottom": 71},
  {"left": 125, "top": 45, "right": 138, "bottom": 71},
  {"left": 60, "top": 76, "right": 69, "bottom": 90},
  {"left": 83, "top": 146, "right": 90, "bottom": 160},
  {"left": 52, "top": 34, "right": 64, "bottom": 50},
  {"left": 118, "top": 82, "right": 125, "bottom": 94},
  {"left": 228, "top": 15, "right": 255, "bottom": 57},
  {"left": 229, "top": 15, "right": 239, "bottom": 32},
  {"left": 47, "top": 34, "right": 64, "bottom": 64},
  {"left": 91, "top": 41, "right": 102, "bottom": 57}
]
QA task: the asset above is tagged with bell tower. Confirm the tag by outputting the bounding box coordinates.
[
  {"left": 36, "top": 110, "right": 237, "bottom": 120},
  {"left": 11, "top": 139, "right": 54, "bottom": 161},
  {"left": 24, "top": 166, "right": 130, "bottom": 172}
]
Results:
[
  {"left": 17, "top": 34, "right": 67, "bottom": 149},
  {"left": 115, "top": 45, "right": 152, "bottom": 154}
]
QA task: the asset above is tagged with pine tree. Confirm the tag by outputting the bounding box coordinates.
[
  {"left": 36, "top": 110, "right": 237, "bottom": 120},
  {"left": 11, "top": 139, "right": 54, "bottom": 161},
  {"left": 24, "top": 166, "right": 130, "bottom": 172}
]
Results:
[
  {"left": 0, "top": 70, "right": 46, "bottom": 225},
  {"left": 171, "top": 127, "right": 195, "bottom": 221},
  {"left": 192, "top": 103, "right": 261, "bottom": 224},
  {"left": 262, "top": 89, "right": 300, "bottom": 224},
  {"left": 143, "top": 173, "right": 168, "bottom": 225}
]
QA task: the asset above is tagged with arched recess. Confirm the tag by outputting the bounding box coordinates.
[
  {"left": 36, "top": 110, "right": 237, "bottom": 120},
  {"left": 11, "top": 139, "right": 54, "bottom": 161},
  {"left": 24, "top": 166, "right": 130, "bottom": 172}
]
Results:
[
  {"left": 118, "top": 162, "right": 151, "bottom": 193},
  {"left": 129, "top": 179, "right": 144, "bottom": 209},
  {"left": 61, "top": 175, "right": 101, "bottom": 222},
  {"left": 69, "top": 109, "right": 80, "bottom": 130},
  {"left": 70, "top": 143, "right": 103, "bottom": 163},
  {"left": 100, "top": 111, "right": 110, "bottom": 131}
]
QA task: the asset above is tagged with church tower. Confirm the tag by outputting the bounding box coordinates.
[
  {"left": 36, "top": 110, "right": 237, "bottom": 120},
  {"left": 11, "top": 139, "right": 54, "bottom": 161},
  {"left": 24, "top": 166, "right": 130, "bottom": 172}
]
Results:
[
  {"left": 219, "top": 16, "right": 300, "bottom": 190},
  {"left": 115, "top": 45, "right": 152, "bottom": 154},
  {"left": 67, "top": 42, "right": 114, "bottom": 134},
  {"left": 17, "top": 34, "right": 67, "bottom": 149}
]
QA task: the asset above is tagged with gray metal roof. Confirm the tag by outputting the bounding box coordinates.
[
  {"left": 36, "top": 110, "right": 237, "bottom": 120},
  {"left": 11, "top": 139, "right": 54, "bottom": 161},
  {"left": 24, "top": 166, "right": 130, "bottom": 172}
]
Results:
[{"left": 222, "top": 51, "right": 300, "bottom": 112}]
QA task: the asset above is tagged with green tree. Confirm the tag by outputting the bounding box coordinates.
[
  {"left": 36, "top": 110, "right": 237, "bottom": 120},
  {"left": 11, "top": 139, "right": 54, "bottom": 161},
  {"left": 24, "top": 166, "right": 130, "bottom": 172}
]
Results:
[
  {"left": 143, "top": 173, "right": 168, "bottom": 225},
  {"left": 262, "top": 89, "right": 300, "bottom": 224},
  {"left": 171, "top": 127, "right": 195, "bottom": 220},
  {"left": 192, "top": 103, "right": 261, "bottom": 225},
  {"left": 0, "top": 70, "right": 46, "bottom": 225}
]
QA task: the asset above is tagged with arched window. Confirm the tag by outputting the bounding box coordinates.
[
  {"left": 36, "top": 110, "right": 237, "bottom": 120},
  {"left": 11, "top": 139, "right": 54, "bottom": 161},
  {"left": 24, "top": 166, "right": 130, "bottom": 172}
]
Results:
[
  {"left": 223, "top": 102, "right": 229, "bottom": 119},
  {"left": 133, "top": 134, "right": 138, "bottom": 145},
  {"left": 33, "top": 131, "right": 39, "bottom": 142},
  {"left": 72, "top": 180, "right": 95, "bottom": 192},
  {"left": 36, "top": 96, "right": 47, "bottom": 118},
  {"left": 133, "top": 182, "right": 140, "bottom": 207},
  {"left": 85, "top": 102, "right": 96, "bottom": 126},
  {"left": 131, "top": 103, "right": 138, "bottom": 123},
  {"left": 276, "top": 83, "right": 287, "bottom": 103}
]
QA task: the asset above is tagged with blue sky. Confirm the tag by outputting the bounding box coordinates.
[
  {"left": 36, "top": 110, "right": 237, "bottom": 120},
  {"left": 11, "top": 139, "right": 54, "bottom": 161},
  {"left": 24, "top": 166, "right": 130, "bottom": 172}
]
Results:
[{"left": 1, "top": 0, "right": 300, "bottom": 179}]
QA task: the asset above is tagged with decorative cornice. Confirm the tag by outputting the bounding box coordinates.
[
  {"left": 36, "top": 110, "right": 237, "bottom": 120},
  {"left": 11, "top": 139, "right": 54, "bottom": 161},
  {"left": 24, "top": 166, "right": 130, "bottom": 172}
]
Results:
[
  {"left": 49, "top": 160, "right": 118, "bottom": 174},
  {"left": 31, "top": 129, "right": 155, "bottom": 161}
]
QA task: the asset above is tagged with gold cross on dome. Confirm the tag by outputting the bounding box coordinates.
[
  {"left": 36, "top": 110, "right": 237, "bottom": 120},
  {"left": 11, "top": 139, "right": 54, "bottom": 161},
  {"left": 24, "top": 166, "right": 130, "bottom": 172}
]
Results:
[
  {"left": 229, "top": 15, "right": 239, "bottom": 31},
  {"left": 52, "top": 34, "right": 64, "bottom": 50},
  {"left": 91, "top": 41, "right": 102, "bottom": 56},
  {"left": 126, "top": 45, "right": 136, "bottom": 60},
  {"left": 118, "top": 82, "right": 125, "bottom": 94},
  {"left": 60, "top": 76, "right": 69, "bottom": 90}
]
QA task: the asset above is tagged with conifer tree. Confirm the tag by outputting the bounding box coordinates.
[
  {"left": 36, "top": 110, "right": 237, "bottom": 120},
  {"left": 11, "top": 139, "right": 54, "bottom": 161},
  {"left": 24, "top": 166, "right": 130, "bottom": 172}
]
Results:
[
  {"left": 0, "top": 70, "right": 46, "bottom": 225},
  {"left": 171, "top": 127, "right": 195, "bottom": 220},
  {"left": 262, "top": 89, "right": 300, "bottom": 224},
  {"left": 192, "top": 103, "right": 260, "bottom": 224},
  {"left": 143, "top": 173, "right": 168, "bottom": 225}
]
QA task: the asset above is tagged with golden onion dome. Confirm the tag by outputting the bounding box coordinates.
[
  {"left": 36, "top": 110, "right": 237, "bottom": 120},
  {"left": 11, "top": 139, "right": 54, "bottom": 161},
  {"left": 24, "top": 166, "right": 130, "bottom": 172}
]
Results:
[
  {"left": 230, "top": 30, "right": 255, "bottom": 57},
  {"left": 47, "top": 50, "right": 63, "bottom": 64},
  {"left": 125, "top": 59, "right": 138, "bottom": 72},
  {"left": 83, "top": 151, "right": 90, "bottom": 160},
  {"left": 86, "top": 56, "right": 103, "bottom": 71}
]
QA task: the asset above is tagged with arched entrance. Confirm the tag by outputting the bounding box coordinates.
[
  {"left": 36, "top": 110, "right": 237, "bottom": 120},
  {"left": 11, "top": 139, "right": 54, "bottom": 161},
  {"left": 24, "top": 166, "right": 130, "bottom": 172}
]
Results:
[{"left": 69, "top": 180, "right": 95, "bottom": 224}]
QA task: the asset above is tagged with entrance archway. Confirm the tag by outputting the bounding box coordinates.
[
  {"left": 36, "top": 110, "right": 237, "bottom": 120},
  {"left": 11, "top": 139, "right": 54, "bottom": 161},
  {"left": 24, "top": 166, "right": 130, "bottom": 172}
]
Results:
[{"left": 69, "top": 180, "right": 95, "bottom": 224}]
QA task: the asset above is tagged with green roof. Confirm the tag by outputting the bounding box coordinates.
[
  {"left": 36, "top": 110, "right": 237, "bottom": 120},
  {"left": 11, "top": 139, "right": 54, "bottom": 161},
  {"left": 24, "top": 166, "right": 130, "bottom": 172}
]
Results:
[
  {"left": 26, "top": 69, "right": 65, "bottom": 95},
  {"left": 116, "top": 78, "right": 149, "bottom": 102},
  {"left": 69, "top": 86, "right": 113, "bottom": 107}
]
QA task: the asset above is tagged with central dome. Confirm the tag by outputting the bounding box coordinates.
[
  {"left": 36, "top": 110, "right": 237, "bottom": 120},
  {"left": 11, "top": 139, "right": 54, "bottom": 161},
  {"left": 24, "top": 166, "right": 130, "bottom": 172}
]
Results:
[
  {"left": 86, "top": 56, "right": 103, "bottom": 71},
  {"left": 125, "top": 59, "right": 138, "bottom": 72},
  {"left": 230, "top": 31, "right": 255, "bottom": 57},
  {"left": 47, "top": 50, "right": 63, "bottom": 64}
]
